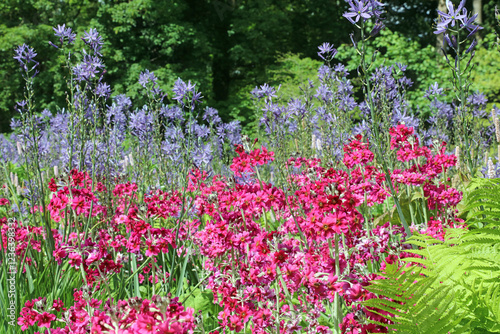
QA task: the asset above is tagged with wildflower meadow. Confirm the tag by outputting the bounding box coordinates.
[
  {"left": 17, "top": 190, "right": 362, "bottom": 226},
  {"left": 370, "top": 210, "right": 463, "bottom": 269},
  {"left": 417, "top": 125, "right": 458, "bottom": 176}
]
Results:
[{"left": 1, "top": 1, "right": 500, "bottom": 333}]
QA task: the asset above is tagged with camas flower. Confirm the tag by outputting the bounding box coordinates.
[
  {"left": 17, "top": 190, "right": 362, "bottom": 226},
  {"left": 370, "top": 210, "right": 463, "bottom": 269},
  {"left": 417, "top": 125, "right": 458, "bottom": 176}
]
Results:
[
  {"left": 94, "top": 82, "right": 111, "bottom": 98},
  {"left": 317, "top": 42, "right": 337, "bottom": 61},
  {"left": 72, "top": 53, "right": 104, "bottom": 82},
  {"left": 52, "top": 24, "right": 76, "bottom": 47},
  {"left": 437, "top": 0, "right": 466, "bottom": 29},
  {"left": 251, "top": 83, "right": 277, "bottom": 100},
  {"left": 82, "top": 28, "right": 103, "bottom": 55},
  {"left": 13, "top": 44, "right": 39, "bottom": 73},
  {"left": 343, "top": 0, "right": 372, "bottom": 24},
  {"left": 434, "top": 0, "right": 482, "bottom": 39},
  {"left": 424, "top": 82, "right": 444, "bottom": 99}
]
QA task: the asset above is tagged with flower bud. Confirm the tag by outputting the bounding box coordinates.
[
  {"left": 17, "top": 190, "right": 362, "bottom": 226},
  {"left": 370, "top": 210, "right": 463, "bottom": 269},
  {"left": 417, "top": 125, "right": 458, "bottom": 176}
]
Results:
[
  {"left": 35, "top": 297, "right": 47, "bottom": 310},
  {"left": 16, "top": 141, "right": 23, "bottom": 155},
  {"left": 493, "top": 109, "right": 500, "bottom": 143},
  {"left": 488, "top": 158, "right": 496, "bottom": 179},
  {"left": 497, "top": 145, "right": 500, "bottom": 165}
]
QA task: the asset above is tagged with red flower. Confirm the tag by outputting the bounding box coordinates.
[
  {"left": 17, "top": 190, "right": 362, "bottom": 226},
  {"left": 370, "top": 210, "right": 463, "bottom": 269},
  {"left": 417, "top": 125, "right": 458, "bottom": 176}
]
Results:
[
  {"left": 134, "top": 314, "right": 157, "bottom": 333},
  {"left": 36, "top": 312, "right": 56, "bottom": 328}
]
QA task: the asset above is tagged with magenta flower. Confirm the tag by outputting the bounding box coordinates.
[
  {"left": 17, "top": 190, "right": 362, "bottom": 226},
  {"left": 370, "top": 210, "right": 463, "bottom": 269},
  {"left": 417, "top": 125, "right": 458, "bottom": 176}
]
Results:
[
  {"left": 36, "top": 312, "right": 56, "bottom": 328},
  {"left": 134, "top": 314, "right": 157, "bottom": 333}
]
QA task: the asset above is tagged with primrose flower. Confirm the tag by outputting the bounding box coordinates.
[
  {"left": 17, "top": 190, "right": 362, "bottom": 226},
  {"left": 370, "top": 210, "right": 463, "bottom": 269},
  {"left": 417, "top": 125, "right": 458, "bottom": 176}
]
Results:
[{"left": 36, "top": 312, "right": 56, "bottom": 328}]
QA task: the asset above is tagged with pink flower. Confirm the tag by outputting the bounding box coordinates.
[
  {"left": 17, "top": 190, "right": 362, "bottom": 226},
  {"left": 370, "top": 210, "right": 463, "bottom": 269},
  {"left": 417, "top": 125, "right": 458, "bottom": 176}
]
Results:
[
  {"left": 71, "top": 195, "right": 90, "bottom": 216},
  {"left": 18, "top": 308, "right": 37, "bottom": 330},
  {"left": 133, "top": 314, "right": 157, "bottom": 333},
  {"left": 36, "top": 312, "right": 56, "bottom": 328},
  {"left": 322, "top": 211, "right": 348, "bottom": 235},
  {"left": 68, "top": 252, "right": 82, "bottom": 268},
  {"left": 53, "top": 247, "right": 67, "bottom": 265},
  {"left": 52, "top": 299, "right": 64, "bottom": 312}
]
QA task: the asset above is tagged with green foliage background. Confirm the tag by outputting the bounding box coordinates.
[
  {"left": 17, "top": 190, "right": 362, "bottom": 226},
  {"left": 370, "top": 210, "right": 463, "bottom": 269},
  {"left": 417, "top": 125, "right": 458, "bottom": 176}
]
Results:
[{"left": 0, "top": 0, "right": 499, "bottom": 134}]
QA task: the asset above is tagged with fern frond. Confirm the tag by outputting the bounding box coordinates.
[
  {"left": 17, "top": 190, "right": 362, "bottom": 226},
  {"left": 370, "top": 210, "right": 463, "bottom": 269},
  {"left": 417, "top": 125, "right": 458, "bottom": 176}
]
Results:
[
  {"left": 460, "top": 177, "right": 500, "bottom": 227},
  {"left": 485, "top": 283, "right": 500, "bottom": 322},
  {"left": 364, "top": 272, "right": 469, "bottom": 333},
  {"left": 363, "top": 178, "right": 500, "bottom": 333}
]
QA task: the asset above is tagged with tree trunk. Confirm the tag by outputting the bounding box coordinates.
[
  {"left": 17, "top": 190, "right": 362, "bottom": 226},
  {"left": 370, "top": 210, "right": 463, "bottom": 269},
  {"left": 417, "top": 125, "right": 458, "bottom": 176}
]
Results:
[
  {"left": 473, "top": 0, "right": 483, "bottom": 40},
  {"left": 473, "top": 0, "right": 483, "bottom": 24},
  {"left": 436, "top": 0, "right": 447, "bottom": 54}
]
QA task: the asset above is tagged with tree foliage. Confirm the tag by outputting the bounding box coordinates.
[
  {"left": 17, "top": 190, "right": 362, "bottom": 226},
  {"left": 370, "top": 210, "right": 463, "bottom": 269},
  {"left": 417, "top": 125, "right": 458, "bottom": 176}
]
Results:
[{"left": 0, "top": 0, "right": 499, "bottom": 133}]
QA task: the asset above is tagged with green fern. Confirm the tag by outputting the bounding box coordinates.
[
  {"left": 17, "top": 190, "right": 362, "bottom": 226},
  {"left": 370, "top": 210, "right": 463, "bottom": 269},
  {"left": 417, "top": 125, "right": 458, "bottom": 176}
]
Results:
[
  {"left": 458, "top": 177, "right": 500, "bottom": 227},
  {"left": 363, "top": 177, "right": 500, "bottom": 333},
  {"left": 364, "top": 265, "right": 469, "bottom": 333}
]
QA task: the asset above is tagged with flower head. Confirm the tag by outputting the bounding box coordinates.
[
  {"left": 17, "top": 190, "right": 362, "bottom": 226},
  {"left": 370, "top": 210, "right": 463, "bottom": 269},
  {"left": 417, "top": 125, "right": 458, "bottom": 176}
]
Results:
[
  {"left": 52, "top": 24, "right": 76, "bottom": 46},
  {"left": 82, "top": 28, "right": 104, "bottom": 55},
  {"left": 317, "top": 42, "right": 337, "bottom": 61},
  {"left": 13, "top": 44, "right": 39, "bottom": 73},
  {"left": 434, "top": 0, "right": 482, "bottom": 39},
  {"left": 437, "top": 0, "right": 466, "bottom": 29},
  {"left": 343, "top": 0, "right": 371, "bottom": 24}
]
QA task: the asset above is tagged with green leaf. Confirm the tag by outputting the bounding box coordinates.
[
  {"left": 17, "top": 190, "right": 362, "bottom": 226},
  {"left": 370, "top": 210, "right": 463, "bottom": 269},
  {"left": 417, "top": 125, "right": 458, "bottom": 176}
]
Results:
[{"left": 183, "top": 288, "right": 213, "bottom": 313}]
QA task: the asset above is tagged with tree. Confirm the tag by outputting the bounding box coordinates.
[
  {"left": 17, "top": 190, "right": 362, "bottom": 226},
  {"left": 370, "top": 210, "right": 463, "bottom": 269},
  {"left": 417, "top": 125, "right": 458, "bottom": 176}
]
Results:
[
  {"left": 436, "top": 0, "right": 447, "bottom": 52},
  {"left": 473, "top": 0, "right": 483, "bottom": 25},
  {"left": 0, "top": 0, "right": 99, "bottom": 132}
]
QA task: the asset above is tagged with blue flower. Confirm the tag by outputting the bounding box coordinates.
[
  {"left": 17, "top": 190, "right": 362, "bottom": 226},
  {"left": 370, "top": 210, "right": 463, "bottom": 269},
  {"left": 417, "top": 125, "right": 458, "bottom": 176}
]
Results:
[
  {"left": 52, "top": 24, "right": 76, "bottom": 46},
  {"left": 82, "top": 28, "right": 103, "bottom": 55},
  {"left": 424, "top": 82, "right": 444, "bottom": 99},
  {"left": 251, "top": 83, "right": 277, "bottom": 100},
  {"left": 343, "top": 0, "right": 371, "bottom": 24},
  {"left": 317, "top": 42, "right": 337, "bottom": 61},
  {"left": 94, "top": 82, "right": 111, "bottom": 98},
  {"left": 192, "top": 143, "right": 213, "bottom": 168},
  {"left": 437, "top": 0, "right": 466, "bottom": 29},
  {"left": 13, "top": 44, "right": 39, "bottom": 74},
  {"left": 203, "top": 107, "right": 222, "bottom": 124},
  {"left": 72, "top": 53, "right": 104, "bottom": 82}
]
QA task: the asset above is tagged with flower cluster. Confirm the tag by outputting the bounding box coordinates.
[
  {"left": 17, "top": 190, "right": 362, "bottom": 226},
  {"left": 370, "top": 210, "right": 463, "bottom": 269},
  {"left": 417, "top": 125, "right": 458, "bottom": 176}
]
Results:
[
  {"left": 2, "top": 125, "right": 467, "bottom": 333},
  {"left": 435, "top": 0, "right": 483, "bottom": 39},
  {"left": 342, "top": 0, "right": 385, "bottom": 25},
  {"left": 3, "top": 11, "right": 489, "bottom": 332},
  {"left": 230, "top": 144, "right": 275, "bottom": 177},
  {"left": 18, "top": 294, "right": 195, "bottom": 333}
]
